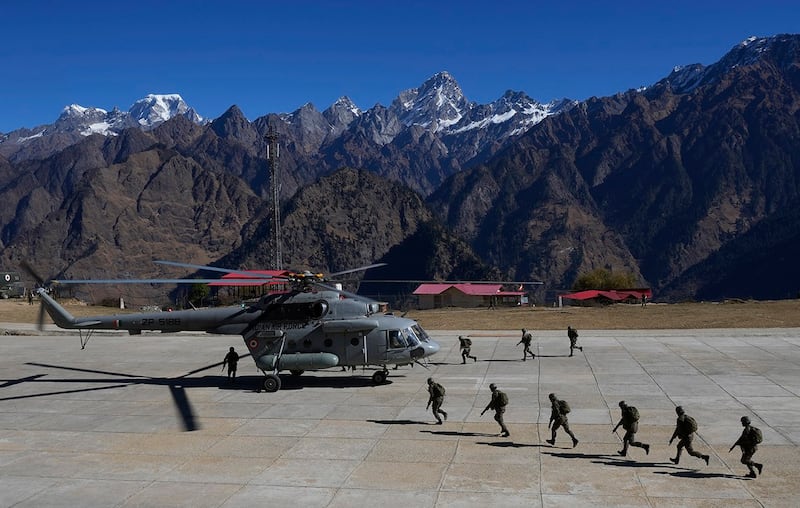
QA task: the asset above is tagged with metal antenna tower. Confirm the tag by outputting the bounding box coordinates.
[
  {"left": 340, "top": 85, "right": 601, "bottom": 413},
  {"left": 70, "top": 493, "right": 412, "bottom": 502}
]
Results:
[{"left": 266, "top": 126, "right": 283, "bottom": 269}]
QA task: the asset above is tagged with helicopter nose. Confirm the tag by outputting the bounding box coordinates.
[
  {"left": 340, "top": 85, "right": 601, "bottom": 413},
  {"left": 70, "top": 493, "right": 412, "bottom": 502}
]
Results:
[{"left": 424, "top": 339, "right": 441, "bottom": 356}]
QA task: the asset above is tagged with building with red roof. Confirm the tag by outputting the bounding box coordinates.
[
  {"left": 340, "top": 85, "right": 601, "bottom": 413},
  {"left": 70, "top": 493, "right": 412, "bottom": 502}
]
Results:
[
  {"left": 559, "top": 288, "right": 652, "bottom": 306},
  {"left": 413, "top": 283, "right": 526, "bottom": 309}
]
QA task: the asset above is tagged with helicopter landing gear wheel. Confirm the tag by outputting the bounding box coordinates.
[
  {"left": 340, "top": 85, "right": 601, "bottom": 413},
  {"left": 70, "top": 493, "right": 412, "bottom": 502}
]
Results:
[
  {"left": 289, "top": 370, "right": 304, "bottom": 377},
  {"left": 372, "top": 369, "right": 388, "bottom": 385},
  {"left": 263, "top": 374, "right": 281, "bottom": 392}
]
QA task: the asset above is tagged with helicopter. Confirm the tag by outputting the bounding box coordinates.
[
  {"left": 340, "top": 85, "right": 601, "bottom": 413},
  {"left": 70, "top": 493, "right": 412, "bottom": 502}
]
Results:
[{"left": 27, "top": 260, "right": 441, "bottom": 392}]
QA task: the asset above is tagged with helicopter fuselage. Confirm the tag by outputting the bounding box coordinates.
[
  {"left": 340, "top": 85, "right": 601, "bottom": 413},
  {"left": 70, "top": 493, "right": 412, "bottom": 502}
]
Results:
[{"left": 36, "top": 288, "right": 439, "bottom": 388}]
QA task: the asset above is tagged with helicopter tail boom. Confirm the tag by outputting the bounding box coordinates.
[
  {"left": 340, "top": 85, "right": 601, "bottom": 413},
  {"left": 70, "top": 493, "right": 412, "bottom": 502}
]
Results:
[{"left": 36, "top": 288, "right": 101, "bottom": 329}]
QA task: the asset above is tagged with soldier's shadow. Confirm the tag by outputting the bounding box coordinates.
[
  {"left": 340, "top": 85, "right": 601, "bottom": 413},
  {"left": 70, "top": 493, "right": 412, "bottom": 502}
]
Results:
[
  {"left": 479, "top": 441, "right": 543, "bottom": 448},
  {"left": 653, "top": 470, "right": 746, "bottom": 479},
  {"left": 592, "top": 457, "right": 672, "bottom": 468},
  {"left": 368, "top": 419, "right": 427, "bottom": 426},
  {"left": 535, "top": 354, "right": 572, "bottom": 358},
  {"left": 421, "top": 430, "right": 497, "bottom": 437},
  {"left": 545, "top": 451, "right": 611, "bottom": 460}
]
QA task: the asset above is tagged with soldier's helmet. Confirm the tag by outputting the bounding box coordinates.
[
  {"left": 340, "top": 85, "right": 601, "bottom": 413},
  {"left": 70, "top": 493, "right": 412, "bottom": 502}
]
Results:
[
  {"left": 522, "top": 328, "right": 526, "bottom": 332},
  {"left": 427, "top": 377, "right": 433, "bottom": 384},
  {"left": 549, "top": 393, "right": 556, "bottom": 401},
  {"left": 619, "top": 400, "right": 627, "bottom": 408},
  {"left": 675, "top": 406, "right": 684, "bottom": 415},
  {"left": 489, "top": 383, "right": 497, "bottom": 390},
  {"left": 741, "top": 416, "right": 751, "bottom": 425}
]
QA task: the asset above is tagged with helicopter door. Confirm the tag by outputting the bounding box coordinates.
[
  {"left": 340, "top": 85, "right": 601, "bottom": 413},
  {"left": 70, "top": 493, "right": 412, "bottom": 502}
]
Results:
[
  {"left": 384, "top": 329, "right": 408, "bottom": 364},
  {"left": 342, "top": 332, "right": 368, "bottom": 366}
]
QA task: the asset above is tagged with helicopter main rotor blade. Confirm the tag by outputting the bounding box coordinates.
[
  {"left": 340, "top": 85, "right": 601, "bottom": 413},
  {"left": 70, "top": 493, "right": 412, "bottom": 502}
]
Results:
[
  {"left": 50, "top": 278, "right": 275, "bottom": 285},
  {"left": 154, "top": 260, "right": 285, "bottom": 280},
  {"left": 328, "top": 263, "right": 387, "bottom": 278},
  {"left": 361, "top": 279, "right": 543, "bottom": 285},
  {"left": 314, "top": 282, "right": 378, "bottom": 303}
]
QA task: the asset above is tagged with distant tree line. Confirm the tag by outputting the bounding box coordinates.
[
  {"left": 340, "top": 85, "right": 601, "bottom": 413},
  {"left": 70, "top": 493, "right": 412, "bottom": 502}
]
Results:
[{"left": 572, "top": 268, "right": 638, "bottom": 291}]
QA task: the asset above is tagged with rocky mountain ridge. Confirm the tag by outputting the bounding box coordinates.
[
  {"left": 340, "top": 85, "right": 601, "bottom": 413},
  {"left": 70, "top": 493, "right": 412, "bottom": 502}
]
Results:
[{"left": 1, "top": 34, "right": 799, "bottom": 303}]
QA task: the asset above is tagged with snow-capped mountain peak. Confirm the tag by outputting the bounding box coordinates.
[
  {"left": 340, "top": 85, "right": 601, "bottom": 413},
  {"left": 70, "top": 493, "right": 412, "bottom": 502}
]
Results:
[
  {"left": 129, "top": 94, "right": 203, "bottom": 128},
  {"left": 392, "top": 71, "right": 472, "bottom": 131},
  {"left": 656, "top": 34, "right": 799, "bottom": 94}
]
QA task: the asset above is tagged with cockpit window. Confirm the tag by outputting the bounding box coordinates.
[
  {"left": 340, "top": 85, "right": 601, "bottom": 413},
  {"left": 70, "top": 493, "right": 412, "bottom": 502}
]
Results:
[
  {"left": 412, "top": 324, "right": 431, "bottom": 342},
  {"left": 388, "top": 330, "right": 407, "bottom": 349}
]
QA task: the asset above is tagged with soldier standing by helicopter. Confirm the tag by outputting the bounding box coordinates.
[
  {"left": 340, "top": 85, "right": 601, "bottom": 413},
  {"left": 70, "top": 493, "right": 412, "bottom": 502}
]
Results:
[{"left": 222, "top": 346, "right": 239, "bottom": 382}]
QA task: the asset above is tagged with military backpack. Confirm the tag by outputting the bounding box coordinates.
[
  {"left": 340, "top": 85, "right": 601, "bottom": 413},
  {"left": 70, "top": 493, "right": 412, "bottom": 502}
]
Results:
[
  {"left": 558, "top": 399, "right": 571, "bottom": 414},
  {"left": 679, "top": 415, "right": 698, "bottom": 435},
  {"left": 432, "top": 382, "right": 445, "bottom": 397},
  {"left": 497, "top": 391, "right": 509, "bottom": 407},
  {"left": 460, "top": 337, "right": 472, "bottom": 347},
  {"left": 749, "top": 426, "right": 763, "bottom": 445},
  {"left": 625, "top": 406, "right": 640, "bottom": 422}
]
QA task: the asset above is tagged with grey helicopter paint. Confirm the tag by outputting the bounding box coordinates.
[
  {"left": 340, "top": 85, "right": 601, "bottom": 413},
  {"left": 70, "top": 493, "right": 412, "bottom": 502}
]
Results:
[{"left": 30, "top": 261, "right": 440, "bottom": 392}]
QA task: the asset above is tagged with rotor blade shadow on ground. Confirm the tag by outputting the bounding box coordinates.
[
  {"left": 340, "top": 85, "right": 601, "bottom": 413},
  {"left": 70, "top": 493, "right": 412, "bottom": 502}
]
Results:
[{"left": 169, "top": 384, "right": 198, "bottom": 432}]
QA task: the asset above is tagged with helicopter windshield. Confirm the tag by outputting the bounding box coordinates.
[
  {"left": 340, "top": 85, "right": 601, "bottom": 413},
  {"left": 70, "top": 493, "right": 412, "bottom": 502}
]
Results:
[
  {"left": 402, "top": 327, "right": 420, "bottom": 347},
  {"left": 411, "top": 324, "right": 431, "bottom": 343}
]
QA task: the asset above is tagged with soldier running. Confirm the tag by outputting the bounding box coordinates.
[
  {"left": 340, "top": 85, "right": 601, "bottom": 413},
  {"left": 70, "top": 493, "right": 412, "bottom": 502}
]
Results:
[
  {"left": 669, "top": 406, "right": 710, "bottom": 466},
  {"left": 426, "top": 377, "right": 448, "bottom": 424},
  {"left": 547, "top": 393, "right": 578, "bottom": 447},
  {"left": 517, "top": 328, "right": 535, "bottom": 361},
  {"left": 459, "top": 335, "right": 477, "bottom": 363},
  {"left": 612, "top": 400, "right": 650, "bottom": 456},
  {"left": 567, "top": 326, "right": 583, "bottom": 356},
  {"left": 481, "top": 383, "right": 510, "bottom": 437},
  {"left": 729, "top": 416, "right": 764, "bottom": 478}
]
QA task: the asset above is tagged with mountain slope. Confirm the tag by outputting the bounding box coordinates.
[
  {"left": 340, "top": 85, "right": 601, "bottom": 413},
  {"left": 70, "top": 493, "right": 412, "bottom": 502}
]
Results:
[{"left": 429, "top": 34, "right": 800, "bottom": 299}]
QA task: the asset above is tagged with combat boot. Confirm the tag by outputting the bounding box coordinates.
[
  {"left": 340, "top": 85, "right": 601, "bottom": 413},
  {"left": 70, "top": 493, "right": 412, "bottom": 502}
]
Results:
[
  {"left": 644, "top": 444, "right": 650, "bottom": 455},
  {"left": 756, "top": 463, "right": 763, "bottom": 475}
]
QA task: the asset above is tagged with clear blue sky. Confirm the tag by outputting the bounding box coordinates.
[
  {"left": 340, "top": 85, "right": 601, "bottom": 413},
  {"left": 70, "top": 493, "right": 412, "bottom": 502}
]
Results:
[{"left": 1, "top": 0, "right": 798, "bottom": 133}]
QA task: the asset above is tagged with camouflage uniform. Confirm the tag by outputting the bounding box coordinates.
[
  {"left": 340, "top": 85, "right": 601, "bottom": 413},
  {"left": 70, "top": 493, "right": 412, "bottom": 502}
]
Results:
[
  {"left": 482, "top": 383, "right": 510, "bottom": 437},
  {"left": 567, "top": 326, "right": 583, "bottom": 356},
  {"left": 547, "top": 393, "right": 578, "bottom": 447},
  {"left": 459, "top": 335, "right": 477, "bottom": 363},
  {"left": 730, "top": 416, "right": 763, "bottom": 478},
  {"left": 426, "top": 378, "right": 448, "bottom": 424},
  {"left": 669, "top": 406, "right": 709, "bottom": 465},
  {"left": 517, "top": 328, "right": 535, "bottom": 360},
  {"left": 613, "top": 401, "right": 650, "bottom": 456}
]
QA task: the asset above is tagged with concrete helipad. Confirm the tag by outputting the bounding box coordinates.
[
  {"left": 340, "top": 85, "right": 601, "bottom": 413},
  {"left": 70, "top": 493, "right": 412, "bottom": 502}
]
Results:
[{"left": 1, "top": 327, "right": 799, "bottom": 507}]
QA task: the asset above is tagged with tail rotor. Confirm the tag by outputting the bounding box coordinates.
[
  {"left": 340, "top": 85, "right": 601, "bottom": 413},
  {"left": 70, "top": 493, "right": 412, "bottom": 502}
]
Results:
[{"left": 20, "top": 261, "right": 49, "bottom": 331}]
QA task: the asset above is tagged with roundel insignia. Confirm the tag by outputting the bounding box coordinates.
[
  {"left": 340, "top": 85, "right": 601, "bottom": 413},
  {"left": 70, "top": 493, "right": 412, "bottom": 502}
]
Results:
[
  {"left": 249, "top": 339, "right": 258, "bottom": 349},
  {"left": 3, "top": 274, "right": 10, "bottom": 282}
]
